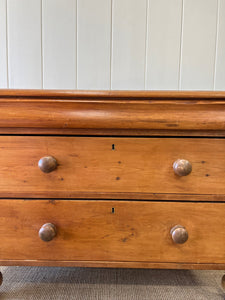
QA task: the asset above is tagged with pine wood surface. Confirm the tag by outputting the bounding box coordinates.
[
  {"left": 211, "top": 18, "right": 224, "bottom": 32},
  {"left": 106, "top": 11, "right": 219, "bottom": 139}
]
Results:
[
  {"left": 0, "top": 136, "right": 224, "bottom": 200},
  {"left": 1, "top": 260, "right": 225, "bottom": 270},
  {"left": 0, "top": 90, "right": 225, "bottom": 136},
  {"left": 0, "top": 199, "right": 225, "bottom": 265},
  {"left": 0, "top": 90, "right": 224, "bottom": 270}
]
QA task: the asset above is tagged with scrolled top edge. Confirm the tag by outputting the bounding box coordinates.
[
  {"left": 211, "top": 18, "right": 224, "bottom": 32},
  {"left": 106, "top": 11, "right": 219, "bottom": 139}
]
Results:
[{"left": 1, "top": 89, "right": 225, "bottom": 100}]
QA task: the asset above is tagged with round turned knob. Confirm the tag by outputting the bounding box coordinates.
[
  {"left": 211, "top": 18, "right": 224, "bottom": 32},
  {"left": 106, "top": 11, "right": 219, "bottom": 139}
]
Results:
[
  {"left": 38, "top": 156, "right": 57, "bottom": 173},
  {"left": 173, "top": 159, "right": 192, "bottom": 176},
  {"left": 170, "top": 225, "right": 188, "bottom": 244},
  {"left": 39, "top": 223, "right": 57, "bottom": 242}
]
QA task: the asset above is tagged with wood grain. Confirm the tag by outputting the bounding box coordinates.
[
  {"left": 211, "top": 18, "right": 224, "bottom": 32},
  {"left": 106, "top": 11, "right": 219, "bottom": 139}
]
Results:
[
  {"left": 0, "top": 136, "right": 224, "bottom": 199},
  {"left": 0, "top": 89, "right": 224, "bottom": 271},
  {"left": 0, "top": 90, "right": 225, "bottom": 136},
  {"left": 1, "top": 260, "right": 225, "bottom": 270},
  {"left": 1, "top": 89, "right": 225, "bottom": 99},
  {"left": 0, "top": 199, "right": 225, "bottom": 264}
]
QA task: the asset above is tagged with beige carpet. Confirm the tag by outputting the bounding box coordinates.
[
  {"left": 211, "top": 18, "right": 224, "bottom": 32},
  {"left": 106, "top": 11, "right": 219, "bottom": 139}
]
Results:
[{"left": 0, "top": 267, "right": 224, "bottom": 299}]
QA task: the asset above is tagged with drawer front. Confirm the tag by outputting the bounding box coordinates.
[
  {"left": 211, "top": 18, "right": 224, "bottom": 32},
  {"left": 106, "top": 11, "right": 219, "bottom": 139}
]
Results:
[
  {"left": 0, "top": 136, "right": 225, "bottom": 199},
  {"left": 0, "top": 199, "right": 225, "bottom": 264}
]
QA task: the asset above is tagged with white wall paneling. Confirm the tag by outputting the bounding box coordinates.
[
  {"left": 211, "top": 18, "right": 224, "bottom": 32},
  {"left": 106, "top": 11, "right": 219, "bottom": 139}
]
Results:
[
  {"left": 111, "top": 0, "right": 147, "bottom": 90},
  {"left": 146, "top": 0, "right": 182, "bottom": 90},
  {"left": 77, "top": 0, "right": 111, "bottom": 90},
  {"left": 43, "top": 0, "right": 77, "bottom": 89},
  {"left": 0, "top": 0, "right": 8, "bottom": 88},
  {"left": 215, "top": 0, "right": 225, "bottom": 90},
  {"left": 180, "top": 0, "right": 218, "bottom": 90},
  {"left": 1, "top": 0, "right": 225, "bottom": 90},
  {"left": 7, "top": 0, "right": 42, "bottom": 88}
]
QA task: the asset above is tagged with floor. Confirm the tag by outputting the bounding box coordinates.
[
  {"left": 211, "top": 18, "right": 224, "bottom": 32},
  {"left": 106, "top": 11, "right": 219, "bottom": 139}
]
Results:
[{"left": 0, "top": 267, "right": 224, "bottom": 299}]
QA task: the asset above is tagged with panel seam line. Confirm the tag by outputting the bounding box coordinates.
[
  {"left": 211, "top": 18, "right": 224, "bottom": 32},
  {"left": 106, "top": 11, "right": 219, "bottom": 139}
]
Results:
[
  {"left": 213, "top": 0, "right": 220, "bottom": 90},
  {"left": 178, "top": 0, "right": 184, "bottom": 90}
]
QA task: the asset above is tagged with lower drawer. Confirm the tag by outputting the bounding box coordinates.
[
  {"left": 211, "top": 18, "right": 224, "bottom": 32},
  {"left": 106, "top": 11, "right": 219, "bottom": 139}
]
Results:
[{"left": 0, "top": 199, "right": 224, "bottom": 265}]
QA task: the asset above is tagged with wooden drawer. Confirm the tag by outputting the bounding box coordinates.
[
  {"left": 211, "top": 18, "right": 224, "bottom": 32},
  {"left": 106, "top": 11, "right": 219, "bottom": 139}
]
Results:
[
  {"left": 0, "top": 136, "right": 225, "bottom": 200},
  {"left": 0, "top": 199, "right": 225, "bottom": 265}
]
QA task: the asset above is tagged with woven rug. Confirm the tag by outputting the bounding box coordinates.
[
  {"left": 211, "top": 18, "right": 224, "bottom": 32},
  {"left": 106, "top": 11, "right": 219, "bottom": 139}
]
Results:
[{"left": 0, "top": 267, "right": 224, "bottom": 299}]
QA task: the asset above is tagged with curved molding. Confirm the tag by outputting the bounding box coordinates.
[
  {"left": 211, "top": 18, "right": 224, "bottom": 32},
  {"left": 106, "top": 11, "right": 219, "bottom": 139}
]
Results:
[
  {"left": 0, "top": 89, "right": 225, "bottom": 136},
  {"left": 1, "top": 89, "right": 225, "bottom": 99}
]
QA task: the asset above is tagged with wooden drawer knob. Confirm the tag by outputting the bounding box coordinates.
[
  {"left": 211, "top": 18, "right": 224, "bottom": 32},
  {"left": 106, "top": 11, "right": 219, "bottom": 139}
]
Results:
[
  {"left": 38, "top": 156, "right": 57, "bottom": 173},
  {"left": 173, "top": 159, "right": 192, "bottom": 176},
  {"left": 39, "top": 223, "right": 57, "bottom": 242},
  {"left": 170, "top": 225, "right": 188, "bottom": 244}
]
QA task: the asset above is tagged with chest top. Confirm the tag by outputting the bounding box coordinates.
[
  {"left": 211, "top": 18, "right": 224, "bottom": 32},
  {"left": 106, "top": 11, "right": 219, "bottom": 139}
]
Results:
[{"left": 0, "top": 89, "right": 225, "bottom": 136}]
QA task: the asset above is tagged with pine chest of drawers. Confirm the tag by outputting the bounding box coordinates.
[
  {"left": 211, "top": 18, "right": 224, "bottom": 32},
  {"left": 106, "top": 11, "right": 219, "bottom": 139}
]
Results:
[{"left": 0, "top": 90, "right": 225, "bottom": 285}]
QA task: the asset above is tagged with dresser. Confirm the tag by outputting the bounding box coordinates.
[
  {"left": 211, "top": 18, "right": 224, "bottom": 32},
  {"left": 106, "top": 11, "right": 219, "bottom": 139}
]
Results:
[{"left": 0, "top": 90, "right": 225, "bottom": 287}]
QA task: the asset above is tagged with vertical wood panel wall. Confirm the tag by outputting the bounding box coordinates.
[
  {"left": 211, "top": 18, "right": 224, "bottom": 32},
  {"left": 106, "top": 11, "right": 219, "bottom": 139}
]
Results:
[
  {"left": 43, "top": 0, "right": 77, "bottom": 89},
  {"left": 111, "top": 0, "right": 147, "bottom": 90},
  {"left": 7, "top": 0, "right": 42, "bottom": 89},
  {"left": 215, "top": 0, "right": 225, "bottom": 90},
  {"left": 0, "top": 0, "right": 224, "bottom": 90},
  {"left": 0, "top": 0, "right": 7, "bottom": 88},
  {"left": 180, "top": 0, "right": 218, "bottom": 90},
  {"left": 77, "top": 0, "right": 111, "bottom": 90},
  {"left": 146, "top": 0, "right": 182, "bottom": 90}
]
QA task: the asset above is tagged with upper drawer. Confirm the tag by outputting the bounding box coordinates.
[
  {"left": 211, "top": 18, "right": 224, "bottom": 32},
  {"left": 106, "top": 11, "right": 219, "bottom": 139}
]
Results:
[{"left": 0, "top": 136, "right": 225, "bottom": 200}]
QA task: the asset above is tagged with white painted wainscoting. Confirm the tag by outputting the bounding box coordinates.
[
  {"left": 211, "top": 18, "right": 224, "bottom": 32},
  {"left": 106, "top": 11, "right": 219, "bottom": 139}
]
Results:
[{"left": 0, "top": 0, "right": 224, "bottom": 90}]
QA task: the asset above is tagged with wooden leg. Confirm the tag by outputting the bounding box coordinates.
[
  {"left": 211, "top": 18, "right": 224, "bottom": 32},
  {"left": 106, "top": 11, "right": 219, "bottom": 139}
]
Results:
[
  {"left": 221, "top": 274, "right": 225, "bottom": 290},
  {"left": 0, "top": 272, "right": 2, "bottom": 286}
]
